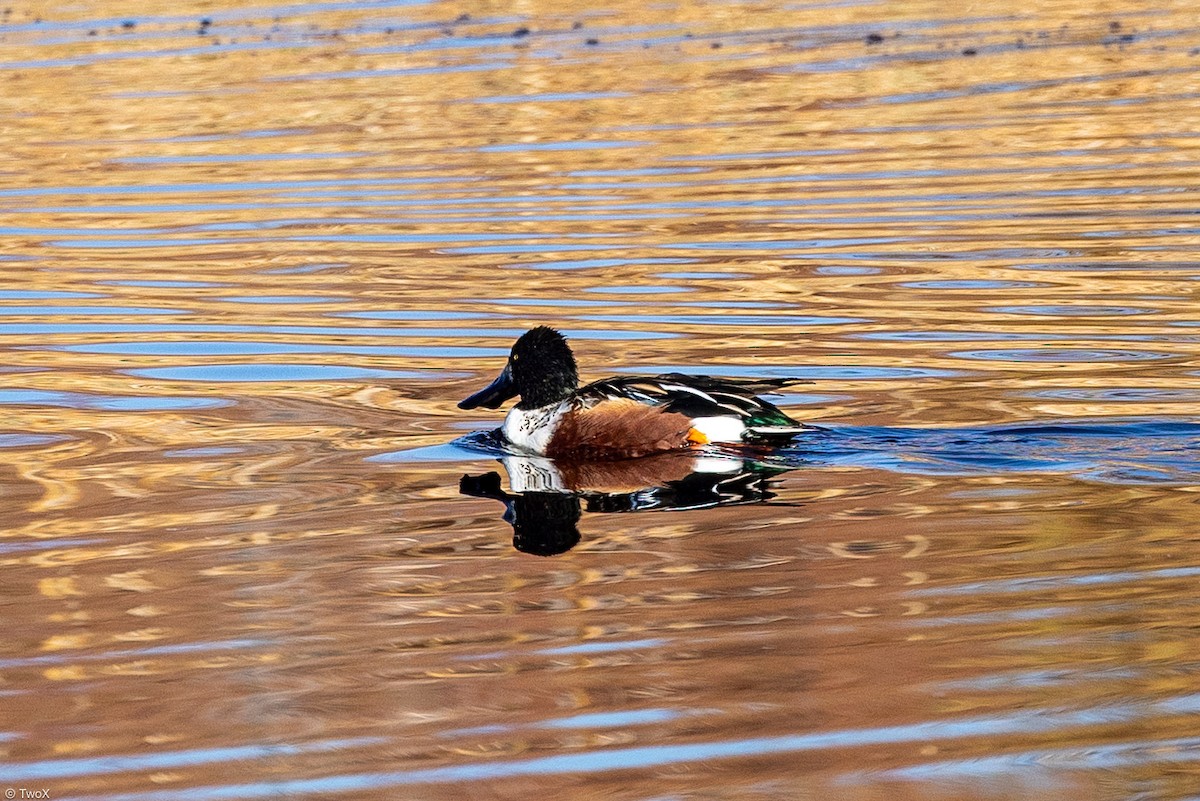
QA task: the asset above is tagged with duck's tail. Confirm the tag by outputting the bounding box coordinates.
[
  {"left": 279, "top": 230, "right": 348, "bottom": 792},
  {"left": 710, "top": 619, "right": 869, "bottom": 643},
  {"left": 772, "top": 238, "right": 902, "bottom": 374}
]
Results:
[{"left": 745, "top": 423, "right": 816, "bottom": 442}]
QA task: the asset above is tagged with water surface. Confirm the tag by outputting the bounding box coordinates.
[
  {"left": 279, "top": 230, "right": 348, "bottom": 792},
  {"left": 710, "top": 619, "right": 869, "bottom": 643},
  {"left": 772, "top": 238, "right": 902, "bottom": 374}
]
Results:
[{"left": 3, "top": 0, "right": 1200, "bottom": 799}]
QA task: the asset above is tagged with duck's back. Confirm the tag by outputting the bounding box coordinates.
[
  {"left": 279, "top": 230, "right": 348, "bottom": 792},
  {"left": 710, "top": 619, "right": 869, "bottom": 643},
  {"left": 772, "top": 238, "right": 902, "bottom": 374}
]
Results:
[{"left": 576, "top": 373, "right": 808, "bottom": 442}]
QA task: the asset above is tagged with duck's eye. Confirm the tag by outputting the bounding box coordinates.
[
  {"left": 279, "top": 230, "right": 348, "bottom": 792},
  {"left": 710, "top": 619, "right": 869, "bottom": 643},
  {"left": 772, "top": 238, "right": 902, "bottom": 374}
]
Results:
[{"left": 511, "top": 354, "right": 519, "bottom": 362}]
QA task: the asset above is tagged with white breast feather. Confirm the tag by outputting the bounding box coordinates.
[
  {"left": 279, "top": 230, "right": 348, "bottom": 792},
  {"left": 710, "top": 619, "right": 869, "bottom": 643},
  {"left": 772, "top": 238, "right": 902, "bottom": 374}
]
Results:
[{"left": 502, "top": 403, "right": 568, "bottom": 456}]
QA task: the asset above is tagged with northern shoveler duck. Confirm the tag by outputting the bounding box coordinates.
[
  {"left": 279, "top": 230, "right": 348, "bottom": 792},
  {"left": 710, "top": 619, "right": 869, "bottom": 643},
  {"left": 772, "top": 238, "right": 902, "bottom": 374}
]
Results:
[{"left": 458, "top": 327, "right": 811, "bottom": 459}]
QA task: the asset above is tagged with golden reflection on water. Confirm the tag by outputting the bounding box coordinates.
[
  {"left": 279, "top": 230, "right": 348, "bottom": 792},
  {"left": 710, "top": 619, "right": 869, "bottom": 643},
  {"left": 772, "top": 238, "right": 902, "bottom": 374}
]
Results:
[{"left": 4, "top": 0, "right": 1200, "bottom": 798}]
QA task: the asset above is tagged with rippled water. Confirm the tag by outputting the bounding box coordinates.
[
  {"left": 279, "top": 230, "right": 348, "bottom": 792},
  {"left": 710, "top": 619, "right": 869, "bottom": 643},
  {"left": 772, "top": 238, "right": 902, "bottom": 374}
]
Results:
[{"left": 5, "top": 0, "right": 1200, "bottom": 798}]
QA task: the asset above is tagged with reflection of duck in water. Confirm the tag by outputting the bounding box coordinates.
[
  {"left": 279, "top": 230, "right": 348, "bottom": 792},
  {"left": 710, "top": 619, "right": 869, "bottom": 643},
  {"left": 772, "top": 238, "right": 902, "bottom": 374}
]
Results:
[
  {"left": 458, "top": 327, "right": 810, "bottom": 459},
  {"left": 461, "top": 453, "right": 793, "bottom": 556}
]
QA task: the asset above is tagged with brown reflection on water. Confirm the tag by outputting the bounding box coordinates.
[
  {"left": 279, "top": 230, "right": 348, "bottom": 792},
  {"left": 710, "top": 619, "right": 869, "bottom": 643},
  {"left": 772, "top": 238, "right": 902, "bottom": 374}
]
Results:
[{"left": 4, "top": 0, "right": 1200, "bottom": 797}]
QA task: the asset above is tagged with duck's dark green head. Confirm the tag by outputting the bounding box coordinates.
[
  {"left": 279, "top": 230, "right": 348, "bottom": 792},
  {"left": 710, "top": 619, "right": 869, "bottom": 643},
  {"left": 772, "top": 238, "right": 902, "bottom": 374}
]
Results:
[{"left": 458, "top": 326, "right": 579, "bottom": 411}]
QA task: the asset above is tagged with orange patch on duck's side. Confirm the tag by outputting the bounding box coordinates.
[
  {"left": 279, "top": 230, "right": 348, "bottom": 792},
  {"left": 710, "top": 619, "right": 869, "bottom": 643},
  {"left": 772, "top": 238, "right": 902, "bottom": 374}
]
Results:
[{"left": 545, "top": 399, "right": 695, "bottom": 460}]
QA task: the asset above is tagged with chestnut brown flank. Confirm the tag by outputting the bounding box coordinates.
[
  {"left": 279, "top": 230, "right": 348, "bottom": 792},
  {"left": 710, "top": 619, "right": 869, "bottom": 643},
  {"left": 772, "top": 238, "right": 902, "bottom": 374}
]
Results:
[{"left": 546, "top": 399, "right": 695, "bottom": 460}]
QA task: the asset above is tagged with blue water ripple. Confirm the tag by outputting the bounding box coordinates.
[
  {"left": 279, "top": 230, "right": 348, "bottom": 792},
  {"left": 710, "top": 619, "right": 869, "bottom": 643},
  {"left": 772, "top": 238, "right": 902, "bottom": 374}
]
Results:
[
  {"left": 127, "top": 365, "right": 452, "bottom": 382},
  {"left": 56, "top": 703, "right": 1196, "bottom": 800}
]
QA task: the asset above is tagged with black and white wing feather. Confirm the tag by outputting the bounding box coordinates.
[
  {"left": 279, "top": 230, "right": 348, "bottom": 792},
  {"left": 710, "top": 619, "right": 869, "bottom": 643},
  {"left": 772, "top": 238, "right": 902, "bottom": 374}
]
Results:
[{"left": 577, "top": 373, "right": 810, "bottom": 437}]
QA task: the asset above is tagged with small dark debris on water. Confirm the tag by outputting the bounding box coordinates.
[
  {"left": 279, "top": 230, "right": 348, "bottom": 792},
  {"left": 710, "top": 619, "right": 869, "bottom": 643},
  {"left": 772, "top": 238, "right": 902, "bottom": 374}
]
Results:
[
  {"left": 512, "top": 26, "right": 530, "bottom": 37},
  {"left": 711, "top": 41, "right": 722, "bottom": 49},
  {"left": 865, "top": 32, "right": 884, "bottom": 44},
  {"left": 120, "top": 19, "right": 136, "bottom": 29},
  {"left": 1109, "top": 20, "right": 1121, "bottom": 31},
  {"left": 962, "top": 47, "right": 977, "bottom": 56},
  {"left": 87, "top": 29, "right": 97, "bottom": 36},
  {"left": 455, "top": 13, "right": 470, "bottom": 22},
  {"left": 585, "top": 37, "right": 599, "bottom": 45},
  {"left": 572, "top": 20, "right": 583, "bottom": 30}
]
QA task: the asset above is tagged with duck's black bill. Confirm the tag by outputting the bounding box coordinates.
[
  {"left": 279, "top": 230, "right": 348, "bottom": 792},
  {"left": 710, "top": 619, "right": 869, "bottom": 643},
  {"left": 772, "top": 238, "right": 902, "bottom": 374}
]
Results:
[{"left": 458, "top": 365, "right": 517, "bottom": 410}]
